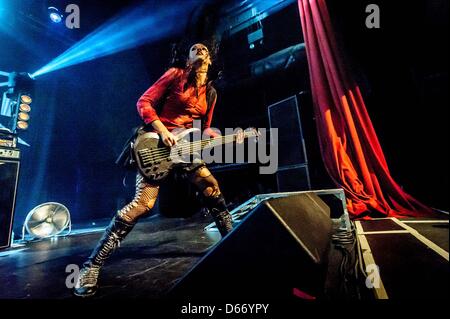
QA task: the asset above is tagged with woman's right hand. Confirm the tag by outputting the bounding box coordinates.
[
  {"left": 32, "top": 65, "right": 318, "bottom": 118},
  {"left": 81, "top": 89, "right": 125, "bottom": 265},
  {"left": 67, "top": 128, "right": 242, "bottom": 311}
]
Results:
[
  {"left": 151, "top": 120, "right": 177, "bottom": 147},
  {"left": 160, "top": 130, "right": 177, "bottom": 147}
]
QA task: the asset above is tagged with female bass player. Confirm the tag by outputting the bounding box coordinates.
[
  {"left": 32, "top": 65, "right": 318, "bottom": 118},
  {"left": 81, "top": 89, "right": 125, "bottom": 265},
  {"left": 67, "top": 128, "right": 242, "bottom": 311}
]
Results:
[{"left": 74, "top": 43, "right": 243, "bottom": 297}]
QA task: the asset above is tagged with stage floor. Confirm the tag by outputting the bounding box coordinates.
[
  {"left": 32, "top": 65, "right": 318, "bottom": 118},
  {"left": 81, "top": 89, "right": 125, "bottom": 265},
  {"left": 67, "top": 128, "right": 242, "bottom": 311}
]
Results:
[
  {"left": 0, "top": 213, "right": 447, "bottom": 299},
  {"left": 0, "top": 214, "right": 220, "bottom": 299}
]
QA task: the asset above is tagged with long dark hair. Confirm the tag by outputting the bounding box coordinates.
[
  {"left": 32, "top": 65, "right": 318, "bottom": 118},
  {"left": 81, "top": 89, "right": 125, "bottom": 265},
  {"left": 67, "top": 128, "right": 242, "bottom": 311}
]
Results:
[{"left": 169, "top": 38, "right": 221, "bottom": 83}]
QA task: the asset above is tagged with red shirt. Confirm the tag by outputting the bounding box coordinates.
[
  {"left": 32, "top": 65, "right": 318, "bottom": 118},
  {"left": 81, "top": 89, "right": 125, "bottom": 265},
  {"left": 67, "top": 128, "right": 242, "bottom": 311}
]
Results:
[{"left": 136, "top": 67, "right": 217, "bottom": 133}]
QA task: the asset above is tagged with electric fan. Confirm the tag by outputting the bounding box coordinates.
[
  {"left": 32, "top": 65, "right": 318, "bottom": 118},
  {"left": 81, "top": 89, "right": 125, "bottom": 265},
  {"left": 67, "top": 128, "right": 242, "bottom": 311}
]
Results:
[{"left": 22, "top": 202, "right": 71, "bottom": 240}]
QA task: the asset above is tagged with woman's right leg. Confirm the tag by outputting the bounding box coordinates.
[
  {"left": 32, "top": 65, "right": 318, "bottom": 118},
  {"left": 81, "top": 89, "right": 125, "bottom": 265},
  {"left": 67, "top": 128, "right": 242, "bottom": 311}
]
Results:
[{"left": 74, "top": 173, "right": 159, "bottom": 297}]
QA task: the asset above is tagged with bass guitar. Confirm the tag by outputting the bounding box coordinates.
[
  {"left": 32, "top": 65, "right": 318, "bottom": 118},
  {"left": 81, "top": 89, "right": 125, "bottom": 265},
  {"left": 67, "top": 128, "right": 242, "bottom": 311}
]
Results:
[{"left": 133, "top": 128, "right": 259, "bottom": 181}]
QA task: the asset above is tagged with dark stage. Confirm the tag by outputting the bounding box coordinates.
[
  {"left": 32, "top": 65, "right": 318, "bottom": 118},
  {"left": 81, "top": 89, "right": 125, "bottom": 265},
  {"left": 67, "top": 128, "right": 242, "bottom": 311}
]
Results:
[
  {"left": 0, "top": 209, "right": 447, "bottom": 300},
  {"left": 0, "top": 214, "right": 219, "bottom": 299}
]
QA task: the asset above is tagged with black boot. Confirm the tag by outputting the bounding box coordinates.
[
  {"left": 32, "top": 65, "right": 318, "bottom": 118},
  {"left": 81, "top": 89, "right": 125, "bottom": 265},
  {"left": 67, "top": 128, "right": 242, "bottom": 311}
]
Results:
[
  {"left": 210, "top": 208, "right": 233, "bottom": 237},
  {"left": 206, "top": 194, "right": 233, "bottom": 237},
  {"left": 73, "top": 215, "right": 135, "bottom": 297}
]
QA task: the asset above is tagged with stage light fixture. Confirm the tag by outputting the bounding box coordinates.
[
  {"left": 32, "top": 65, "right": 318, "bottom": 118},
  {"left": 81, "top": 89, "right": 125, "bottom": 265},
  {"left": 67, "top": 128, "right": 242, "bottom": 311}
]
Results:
[
  {"left": 0, "top": 72, "right": 34, "bottom": 142},
  {"left": 18, "top": 112, "right": 30, "bottom": 121},
  {"left": 48, "top": 7, "right": 63, "bottom": 23},
  {"left": 19, "top": 103, "right": 31, "bottom": 112},
  {"left": 20, "top": 95, "right": 32, "bottom": 104},
  {"left": 16, "top": 121, "right": 29, "bottom": 130},
  {"left": 7, "top": 73, "right": 34, "bottom": 93},
  {"left": 14, "top": 94, "right": 32, "bottom": 132}
]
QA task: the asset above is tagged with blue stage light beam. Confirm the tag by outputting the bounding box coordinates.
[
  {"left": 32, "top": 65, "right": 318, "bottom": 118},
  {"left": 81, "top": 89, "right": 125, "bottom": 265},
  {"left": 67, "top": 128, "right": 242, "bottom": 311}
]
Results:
[{"left": 31, "top": 1, "right": 199, "bottom": 78}]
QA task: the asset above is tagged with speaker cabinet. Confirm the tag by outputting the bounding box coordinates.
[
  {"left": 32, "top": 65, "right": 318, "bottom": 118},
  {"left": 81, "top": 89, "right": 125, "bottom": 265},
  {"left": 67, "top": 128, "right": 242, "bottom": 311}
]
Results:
[
  {"left": 268, "top": 96, "right": 311, "bottom": 191},
  {"left": 170, "top": 193, "right": 332, "bottom": 299},
  {"left": 276, "top": 165, "right": 310, "bottom": 192},
  {"left": 0, "top": 148, "right": 20, "bottom": 249},
  {"left": 268, "top": 96, "right": 307, "bottom": 167}
]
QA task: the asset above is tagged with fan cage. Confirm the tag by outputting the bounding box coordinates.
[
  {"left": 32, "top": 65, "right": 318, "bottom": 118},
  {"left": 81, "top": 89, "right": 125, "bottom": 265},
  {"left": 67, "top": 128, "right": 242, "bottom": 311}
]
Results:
[{"left": 21, "top": 202, "right": 72, "bottom": 240}]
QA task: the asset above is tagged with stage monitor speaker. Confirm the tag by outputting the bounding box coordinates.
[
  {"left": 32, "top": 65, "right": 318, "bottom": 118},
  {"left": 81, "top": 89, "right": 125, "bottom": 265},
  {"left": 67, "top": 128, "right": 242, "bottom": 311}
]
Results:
[
  {"left": 169, "top": 192, "right": 332, "bottom": 299},
  {"left": 0, "top": 148, "right": 20, "bottom": 249}
]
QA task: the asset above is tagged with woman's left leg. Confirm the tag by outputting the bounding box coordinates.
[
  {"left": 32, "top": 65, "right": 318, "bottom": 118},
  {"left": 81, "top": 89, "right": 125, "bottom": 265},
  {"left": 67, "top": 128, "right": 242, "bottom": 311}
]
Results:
[{"left": 189, "top": 166, "right": 233, "bottom": 237}]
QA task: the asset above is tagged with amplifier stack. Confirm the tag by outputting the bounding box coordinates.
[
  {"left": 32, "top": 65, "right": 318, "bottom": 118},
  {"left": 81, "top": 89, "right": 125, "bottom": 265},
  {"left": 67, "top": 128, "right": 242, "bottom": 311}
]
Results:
[{"left": 0, "top": 146, "right": 20, "bottom": 249}]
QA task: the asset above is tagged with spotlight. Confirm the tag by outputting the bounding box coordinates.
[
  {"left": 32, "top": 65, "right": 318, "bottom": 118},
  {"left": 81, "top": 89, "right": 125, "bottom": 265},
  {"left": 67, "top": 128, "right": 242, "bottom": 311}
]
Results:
[
  {"left": 16, "top": 121, "right": 29, "bottom": 130},
  {"left": 19, "top": 104, "right": 31, "bottom": 112},
  {"left": 18, "top": 112, "right": 30, "bottom": 121},
  {"left": 48, "top": 7, "right": 63, "bottom": 23},
  {"left": 20, "top": 95, "right": 32, "bottom": 104}
]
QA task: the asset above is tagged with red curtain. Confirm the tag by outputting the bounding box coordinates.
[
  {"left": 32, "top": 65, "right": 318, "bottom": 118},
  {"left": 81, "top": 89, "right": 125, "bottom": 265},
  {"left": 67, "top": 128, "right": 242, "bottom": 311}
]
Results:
[{"left": 297, "top": 0, "right": 432, "bottom": 218}]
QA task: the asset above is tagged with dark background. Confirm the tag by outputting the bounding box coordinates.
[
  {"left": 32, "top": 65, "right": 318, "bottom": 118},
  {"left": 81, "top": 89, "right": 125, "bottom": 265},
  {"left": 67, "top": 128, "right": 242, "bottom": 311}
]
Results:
[{"left": 0, "top": 0, "right": 447, "bottom": 235}]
